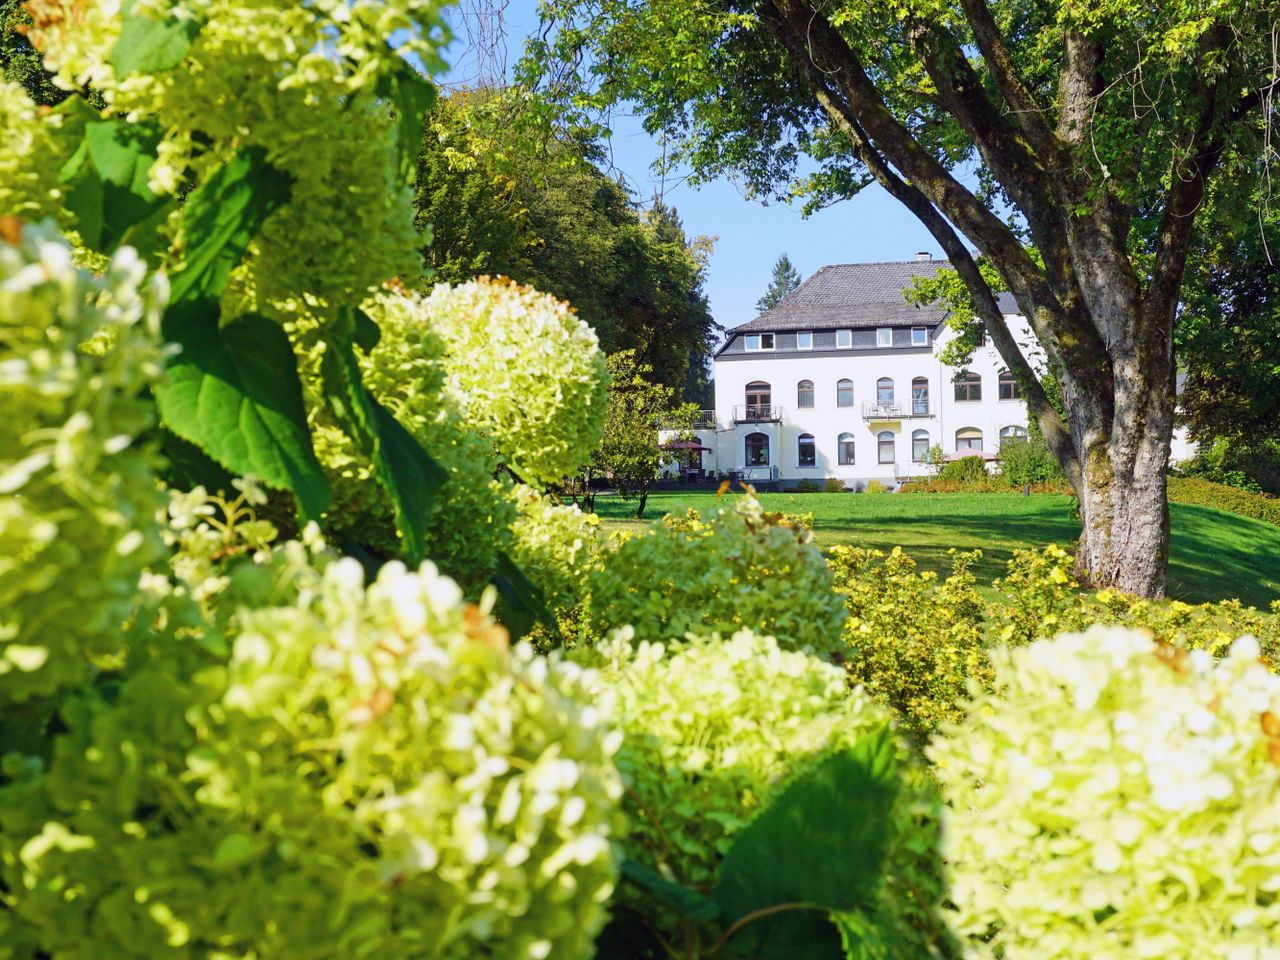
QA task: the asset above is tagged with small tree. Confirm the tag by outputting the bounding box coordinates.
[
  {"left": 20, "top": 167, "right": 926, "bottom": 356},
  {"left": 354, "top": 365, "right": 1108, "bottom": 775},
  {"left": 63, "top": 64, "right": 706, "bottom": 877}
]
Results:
[
  {"left": 925, "top": 443, "right": 946, "bottom": 480},
  {"left": 755, "top": 252, "right": 802, "bottom": 313},
  {"left": 592, "top": 351, "right": 694, "bottom": 518}
]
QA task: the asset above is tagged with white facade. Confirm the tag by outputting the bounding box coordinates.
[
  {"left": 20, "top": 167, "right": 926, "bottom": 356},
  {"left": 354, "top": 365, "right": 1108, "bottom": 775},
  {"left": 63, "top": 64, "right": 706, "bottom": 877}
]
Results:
[{"left": 696, "top": 315, "right": 1043, "bottom": 488}]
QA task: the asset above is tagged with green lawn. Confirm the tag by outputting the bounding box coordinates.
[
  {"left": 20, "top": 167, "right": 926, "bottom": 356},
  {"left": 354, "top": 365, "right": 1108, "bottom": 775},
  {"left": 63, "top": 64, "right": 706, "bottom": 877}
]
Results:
[{"left": 593, "top": 491, "right": 1280, "bottom": 608}]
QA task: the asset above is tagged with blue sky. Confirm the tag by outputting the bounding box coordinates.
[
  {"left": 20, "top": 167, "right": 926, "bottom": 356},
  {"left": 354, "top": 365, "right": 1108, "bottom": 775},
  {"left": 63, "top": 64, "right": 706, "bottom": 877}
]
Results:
[{"left": 437, "top": 2, "right": 941, "bottom": 333}]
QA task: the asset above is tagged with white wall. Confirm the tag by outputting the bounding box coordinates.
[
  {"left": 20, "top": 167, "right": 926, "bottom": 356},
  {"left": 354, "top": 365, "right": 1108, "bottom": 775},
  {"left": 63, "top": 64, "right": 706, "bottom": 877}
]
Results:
[{"left": 707, "top": 316, "right": 1046, "bottom": 487}]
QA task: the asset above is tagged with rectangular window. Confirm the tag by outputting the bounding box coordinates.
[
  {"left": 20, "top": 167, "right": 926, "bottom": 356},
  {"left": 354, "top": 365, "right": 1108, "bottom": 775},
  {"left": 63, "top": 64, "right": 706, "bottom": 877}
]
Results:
[
  {"left": 876, "top": 327, "right": 893, "bottom": 347},
  {"left": 836, "top": 329, "right": 853, "bottom": 349},
  {"left": 798, "top": 437, "right": 816, "bottom": 467},
  {"left": 744, "top": 333, "right": 775, "bottom": 351},
  {"left": 911, "top": 327, "right": 928, "bottom": 347},
  {"left": 796, "top": 331, "right": 813, "bottom": 350},
  {"left": 838, "top": 437, "right": 855, "bottom": 465},
  {"left": 878, "top": 436, "right": 895, "bottom": 464},
  {"left": 912, "top": 434, "right": 929, "bottom": 461}
]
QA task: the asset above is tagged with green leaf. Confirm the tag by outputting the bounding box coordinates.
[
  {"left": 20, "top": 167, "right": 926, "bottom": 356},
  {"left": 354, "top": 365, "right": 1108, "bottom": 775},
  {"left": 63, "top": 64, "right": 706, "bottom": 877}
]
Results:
[
  {"left": 713, "top": 729, "right": 900, "bottom": 955},
  {"left": 168, "top": 147, "right": 292, "bottom": 304},
  {"left": 109, "top": 0, "right": 203, "bottom": 75},
  {"left": 154, "top": 300, "right": 330, "bottom": 519},
  {"left": 491, "top": 550, "right": 556, "bottom": 642},
  {"left": 619, "top": 858, "right": 721, "bottom": 922},
  {"left": 155, "top": 426, "right": 237, "bottom": 498},
  {"left": 376, "top": 62, "right": 437, "bottom": 183},
  {"left": 57, "top": 116, "right": 168, "bottom": 253},
  {"left": 353, "top": 306, "right": 382, "bottom": 353},
  {"left": 320, "top": 328, "right": 446, "bottom": 563}
]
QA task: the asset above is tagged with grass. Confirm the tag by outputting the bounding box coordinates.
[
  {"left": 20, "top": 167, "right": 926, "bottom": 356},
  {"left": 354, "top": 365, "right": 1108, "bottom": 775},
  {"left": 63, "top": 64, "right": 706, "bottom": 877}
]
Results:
[{"left": 593, "top": 491, "right": 1280, "bottom": 608}]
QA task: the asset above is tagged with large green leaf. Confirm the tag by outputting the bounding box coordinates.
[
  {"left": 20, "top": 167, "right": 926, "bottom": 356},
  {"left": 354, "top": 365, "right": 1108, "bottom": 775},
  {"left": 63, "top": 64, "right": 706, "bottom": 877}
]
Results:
[
  {"left": 375, "top": 62, "right": 437, "bottom": 183},
  {"left": 57, "top": 117, "right": 169, "bottom": 253},
  {"left": 619, "top": 858, "right": 720, "bottom": 922},
  {"left": 109, "top": 0, "right": 203, "bottom": 75},
  {"left": 154, "top": 300, "right": 330, "bottom": 519},
  {"left": 491, "top": 550, "right": 557, "bottom": 642},
  {"left": 167, "top": 147, "right": 292, "bottom": 304},
  {"left": 320, "top": 328, "right": 446, "bottom": 563},
  {"left": 713, "top": 729, "right": 900, "bottom": 957}
]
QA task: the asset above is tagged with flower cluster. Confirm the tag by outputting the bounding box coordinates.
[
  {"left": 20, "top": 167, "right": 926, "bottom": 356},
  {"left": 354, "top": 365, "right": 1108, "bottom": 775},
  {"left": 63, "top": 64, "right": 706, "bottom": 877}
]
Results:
[
  {"left": 584, "top": 629, "right": 954, "bottom": 953},
  {"left": 507, "top": 484, "right": 604, "bottom": 613},
  {"left": 1, "top": 557, "right": 624, "bottom": 960},
  {"left": 933, "top": 626, "right": 1280, "bottom": 959},
  {"left": 0, "top": 221, "right": 168, "bottom": 705},
  {"left": 587, "top": 494, "right": 847, "bottom": 653},
  {"left": 0, "top": 82, "right": 61, "bottom": 222},
  {"left": 425, "top": 278, "right": 609, "bottom": 486}
]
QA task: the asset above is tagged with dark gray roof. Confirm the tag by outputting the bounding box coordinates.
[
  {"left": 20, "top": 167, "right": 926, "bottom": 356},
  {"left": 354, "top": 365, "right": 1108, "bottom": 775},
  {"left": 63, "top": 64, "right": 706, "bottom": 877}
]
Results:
[{"left": 732, "top": 259, "right": 1019, "bottom": 332}]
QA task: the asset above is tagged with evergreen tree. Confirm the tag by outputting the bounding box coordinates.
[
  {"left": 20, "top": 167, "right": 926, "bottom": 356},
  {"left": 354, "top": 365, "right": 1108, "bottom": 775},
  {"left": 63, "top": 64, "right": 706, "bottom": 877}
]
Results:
[{"left": 755, "top": 253, "right": 801, "bottom": 313}]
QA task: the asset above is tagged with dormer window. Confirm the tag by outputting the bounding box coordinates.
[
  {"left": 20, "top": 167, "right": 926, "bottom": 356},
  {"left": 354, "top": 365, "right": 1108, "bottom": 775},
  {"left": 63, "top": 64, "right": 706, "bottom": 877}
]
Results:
[
  {"left": 911, "top": 327, "right": 928, "bottom": 347},
  {"left": 796, "top": 331, "right": 813, "bottom": 350},
  {"left": 836, "top": 329, "right": 853, "bottom": 349},
  {"left": 744, "top": 333, "right": 775, "bottom": 351},
  {"left": 876, "top": 327, "right": 893, "bottom": 347}
]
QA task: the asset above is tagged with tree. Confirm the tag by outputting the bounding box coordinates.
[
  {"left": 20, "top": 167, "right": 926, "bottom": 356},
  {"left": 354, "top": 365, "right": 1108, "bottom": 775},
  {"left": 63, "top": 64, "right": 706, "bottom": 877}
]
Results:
[
  {"left": 1, "top": 0, "right": 67, "bottom": 106},
  {"left": 590, "top": 350, "right": 694, "bottom": 519},
  {"left": 756, "top": 252, "right": 801, "bottom": 312},
  {"left": 524, "top": 0, "right": 1277, "bottom": 597},
  {"left": 413, "top": 91, "right": 722, "bottom": 395}
]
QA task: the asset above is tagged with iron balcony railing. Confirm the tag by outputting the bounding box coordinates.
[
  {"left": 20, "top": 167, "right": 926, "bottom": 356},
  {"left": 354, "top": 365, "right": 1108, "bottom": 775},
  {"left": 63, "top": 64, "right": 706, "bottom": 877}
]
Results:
[
  {"left": 733, "top": 403, "right": 784, "bottom": 423},
  {"left": 658, "top": 409, "right": 717, "bottom": 429},
  {"left": 861, "top": 400, "right": 933, "bottom": 420}
]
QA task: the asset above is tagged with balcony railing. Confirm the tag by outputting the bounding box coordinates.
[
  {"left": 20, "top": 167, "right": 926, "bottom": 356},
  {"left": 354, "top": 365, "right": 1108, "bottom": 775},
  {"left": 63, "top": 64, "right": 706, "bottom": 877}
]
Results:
[
  {"left": 862, "top": 400, "right": 933, "bottom": 420},
  {"left": 658, "top": 409, "right": 717, "bottom": 429},
  {"left": 733, "top": 403, "right": 784, "bottom": 423}
]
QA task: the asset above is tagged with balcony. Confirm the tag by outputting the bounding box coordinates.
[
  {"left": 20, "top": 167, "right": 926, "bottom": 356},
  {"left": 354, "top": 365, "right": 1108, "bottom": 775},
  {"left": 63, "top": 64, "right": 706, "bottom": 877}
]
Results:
[
  {"left": 659, "top": 409, "right": 717, "bottom": 429},
  {"left": 733, "top": 403, "right": 784, "bottom": 424},
  {"left": 862, "top": 400, "right": 933, "bottom": 420}
]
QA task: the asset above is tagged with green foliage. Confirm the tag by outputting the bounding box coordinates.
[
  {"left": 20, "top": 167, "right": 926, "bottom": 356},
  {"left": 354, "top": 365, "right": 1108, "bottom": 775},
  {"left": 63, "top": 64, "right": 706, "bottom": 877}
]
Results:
[
  {"left": 937, "top": 455, "right": 988, "bottom": 485},
  {"left": 933, "top": 627, "right": 1280, "bottom": 959},
  {"left": 0, "top": 81, "right": 62, "bottom": 221},
  {"left": 506, "top": 484, "right": 605, "bottom": 614},
  {"left": 584, "top": 630, "right": 956, "bottom": 959},
  {"left": 0, "top": 223, "right": 168, "bottom": 709},
  {"left": 1175, "top": 436, "right": 1277, "bottom": 494},
  {"left": 824, "top": 477, "right": 847, "bottom": 493},
  {"left": 0, "top": 2, "right": 66, "bottom": 106},
  {"left": 862, "top": 480, "right": 887, "bottom": 494},
  {"left": 586, "top": 494, "right": 848, "bottom": 654},
  {"left": 829, "top": 546, "right": 989, "bottom": 741},
  {"left": 755, "top": 252, "right": 801, "bottom": 313},
  {"left": 1, "top": 547, "right": 624, "bottom": 960},
  {"left": 997, "top": 437, "right": 1066, "bottom": 487},
  {"left": 794, "top": 477, "right": 822, "bottom": 493},
  {"left": 1167, "top": 476, "right": 1280, "bottom": 527}
]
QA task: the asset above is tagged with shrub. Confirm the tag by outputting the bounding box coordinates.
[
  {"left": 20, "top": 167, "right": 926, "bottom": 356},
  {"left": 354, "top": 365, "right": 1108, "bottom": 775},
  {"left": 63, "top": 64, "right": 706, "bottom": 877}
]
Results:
[
  {"left": 824, "top": 477, "right": 846, "bottom": 492},
  {"left": 937, "top": 454, "right": 989, "bottom": 484},
  {"left": 1177, "top": 436, "right": 1275, "bottom": 494},
  {"left": 1, "top": 556, "right": 624, "bottom": 960},
  {"left": 793, "top": 477, "right": 821, "bottom": 493},
  {"left": 933, "top": 627, "right": 1280, "bottom": 960},
  {"left": 898, "top": 479, "right": 1071, "bottom": 494},
  {"left": 0, "top": 223, "right": 168, "bottom": 707},
  {"left": 506, "top": 484, "right": 604, "bottom": 613},
  {"left": 997, "top": 437, "right": 1066, "bottom": 486},
  {"left": 864, "top": 479, "right": 888, "bottom": 494},
  {"left": 586, "top": 494, "right": 847, "bottom": 654},
  {"left": 586, "top": 630, "right": 957, "bottom": 957},
  {"left": 1167, "top": 475, "right": 1280, "bottom": 527},
  {"left": 829, "top": 546, "right": 989, "bottom": 740}
]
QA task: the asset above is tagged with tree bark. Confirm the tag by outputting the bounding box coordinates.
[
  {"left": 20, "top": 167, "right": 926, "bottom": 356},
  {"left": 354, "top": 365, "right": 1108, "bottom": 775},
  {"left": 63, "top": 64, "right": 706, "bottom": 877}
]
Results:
[{"left": 636, "top": 488, "right": 649, "bottom": 519}]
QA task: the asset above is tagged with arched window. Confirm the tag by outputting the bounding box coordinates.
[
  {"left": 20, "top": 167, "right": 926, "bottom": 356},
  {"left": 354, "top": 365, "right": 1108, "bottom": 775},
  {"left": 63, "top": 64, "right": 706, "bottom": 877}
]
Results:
[
  {"left": 954, "top": 370, "right": 982, "bottom": 402},
  {"left": 745, "top": 381, "right": 772, "bottom": 420},
  {"left": 912, "top": 429, "right": 929, "bottom": 462},
  {"left": 838, "top": 432, "right": 856, "bottom": 465},
  {"left": 745, "top": 432, "right": 770, "bottom": 466},
  {"left": 797, "top": 379, "right": 814, "bottom": 409},
  {"left": 911, "top": 377, "right": 930, "bottom": 415},
  {"left": 999, "top": 425, "right": 1030, "bottom": 448},
  {"left": 878, "top": 430, "right": 895, "bottom": 464},
  {"left": 836, "top": 378, "right": 854, "bottom": 408},
  {"left": 797, "top": 433, "right": 816, "bottom": 467},
  {"left": 877, "top": 377, "right": 895, "bottom": 403},
  {"left": 998, "top": 369, "right": 1023, "bottom": 400},
  {"left": 955, "top": 427, "right": 983, "bottom": 452}
]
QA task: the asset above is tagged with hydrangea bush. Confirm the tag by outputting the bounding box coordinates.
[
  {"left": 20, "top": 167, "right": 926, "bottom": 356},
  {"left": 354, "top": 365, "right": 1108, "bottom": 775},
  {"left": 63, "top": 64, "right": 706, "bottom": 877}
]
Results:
[
  {"left": 0, "top": 221, "right": 168, "bottom": 706},
  {"left": 585, "top": 629, "right": 957, "bottom": 957},
  {"left": 933, "top": 626, "right": 1280, "bottom": 959},
  {"left": 1, "top": 554, "right": 624, "bottom": 960},
  {"left": 507, "top": 484, "right": 604, "bottom": 613},
  {"left": 586, "top": 495, "right": 847, "bottom": 653}
]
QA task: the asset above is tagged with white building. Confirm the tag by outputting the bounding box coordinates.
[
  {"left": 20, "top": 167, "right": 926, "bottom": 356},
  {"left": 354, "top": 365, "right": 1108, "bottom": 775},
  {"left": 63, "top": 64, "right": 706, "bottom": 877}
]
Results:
[{"left": 679, "top": 254, "right": 1190, "bottom": 489}]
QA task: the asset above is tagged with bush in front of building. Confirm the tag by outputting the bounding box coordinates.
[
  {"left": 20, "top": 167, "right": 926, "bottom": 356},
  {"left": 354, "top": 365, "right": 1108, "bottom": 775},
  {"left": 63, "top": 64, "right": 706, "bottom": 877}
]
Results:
[
  {"left": 937, "top": 454, "right": 989, "bottom": 484},
  {"left": 824, "top": 477, "right": 848, "bottom": 492},
  {"left": 997, "top": 437, "right": 1066, "bottom": 486}
]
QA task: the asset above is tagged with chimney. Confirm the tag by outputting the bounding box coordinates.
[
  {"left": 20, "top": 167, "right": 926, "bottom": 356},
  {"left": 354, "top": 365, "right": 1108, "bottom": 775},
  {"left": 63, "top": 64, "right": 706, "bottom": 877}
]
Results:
[{"left": 915, "top": 251, "right": 933, "bottom": 262}]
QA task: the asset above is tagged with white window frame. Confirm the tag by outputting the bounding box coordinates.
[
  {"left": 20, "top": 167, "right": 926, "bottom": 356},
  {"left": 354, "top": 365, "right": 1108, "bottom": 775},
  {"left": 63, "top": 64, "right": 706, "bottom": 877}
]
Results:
[
  {"left": 836, "top": 329, "right": 853, "bottom": 349},
  {"left": 796, "top": 331, "right": 813, "bottom": 350},
  {"left": 911, "top": 327, "right": 928, "bottom": 347},
  {"left": 876, "top": 327, "right": 893, "bottom": 348},
  {"left": 877, "top": 431, "right": 896, "bottom": 464},
  {"left": 838, "top": 433, "right": 856, "bottom": 465},
  {"left": 797, "top": 434, "right": 817, "bottom": 468},
  {"left": 744, "top": 333, "right": 775, "bottom": 352}
]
